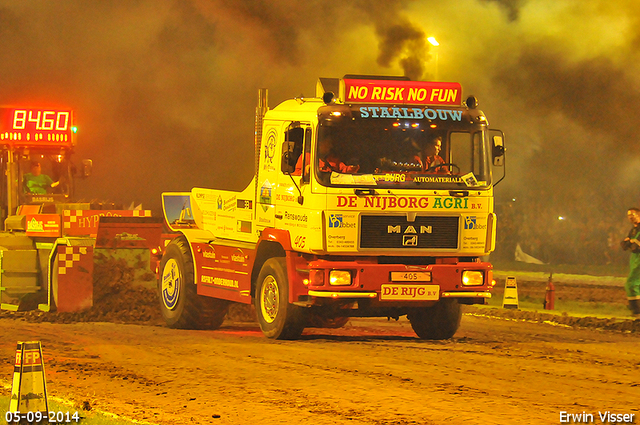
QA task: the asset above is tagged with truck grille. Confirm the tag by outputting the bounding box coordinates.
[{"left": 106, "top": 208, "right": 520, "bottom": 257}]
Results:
[{"left": 360, "top": 216, "right": 459, "bottom": 249}]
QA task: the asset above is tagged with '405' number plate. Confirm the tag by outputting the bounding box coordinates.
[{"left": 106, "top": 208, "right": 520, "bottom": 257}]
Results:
[{"left": 390, "top": 271, "right": 432, "bottom": 282}]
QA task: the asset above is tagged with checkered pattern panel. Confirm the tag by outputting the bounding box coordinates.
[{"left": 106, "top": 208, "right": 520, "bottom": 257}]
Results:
[
  {"left": 57, "top": 246, "right": 88, "bottom": 275},
  {"left": 133, "top": 210, "right": 152, "bottom": 217},
  {"left": 63, "top": 209, "right": 83, "bottom": 228}
]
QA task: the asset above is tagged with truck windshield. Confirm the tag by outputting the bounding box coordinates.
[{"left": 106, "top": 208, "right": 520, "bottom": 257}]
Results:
[{"left": 315, "top": 106, "right": 492, "bottom": 189}]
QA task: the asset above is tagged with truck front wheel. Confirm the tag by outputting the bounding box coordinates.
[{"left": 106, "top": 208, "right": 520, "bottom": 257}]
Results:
[
  {"left": 159, "top": 236, "right": 228, "bottom": 330},
  {"left": 254, "top": 257, "right": 305, "bottom": 339},
  {"left": 407, "top": 299, "right": 462, "bottom": 340}
]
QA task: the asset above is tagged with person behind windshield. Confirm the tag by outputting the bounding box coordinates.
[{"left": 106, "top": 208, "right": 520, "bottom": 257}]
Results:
[
  {"left": 23, "top": 161, "right": 59, "bottom": 194},
  {"left": 416, "top": 136, "right": 449, "bottom": 173},
  {"left": 294, "top": 135, "right": 359, "bottom": 176}
]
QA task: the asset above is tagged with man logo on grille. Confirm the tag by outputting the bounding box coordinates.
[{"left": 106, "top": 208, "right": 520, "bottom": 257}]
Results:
[
  {"left": 388, "top": 225, "right": 433, "bottom": 234},
  {"left": 403, "top": 235, "right": 418, "bottom": 246}
]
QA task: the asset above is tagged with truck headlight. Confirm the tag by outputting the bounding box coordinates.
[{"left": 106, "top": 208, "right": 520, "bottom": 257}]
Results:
[
  {"left": 462, "top": 271, "right": 484, "bottom": 286},
  {"left": 329, "top": 270, "right": 352, "bottom": 286}
]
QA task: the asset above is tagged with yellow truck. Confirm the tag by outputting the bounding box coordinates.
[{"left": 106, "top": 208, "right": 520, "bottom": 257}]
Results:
[{"left": 159, "top": 75, "right": 506, "bottom": 339}]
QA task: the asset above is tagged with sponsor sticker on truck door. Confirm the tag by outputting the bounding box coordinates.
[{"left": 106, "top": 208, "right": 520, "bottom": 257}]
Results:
[
  {"left": 461, "top": 214, "right": 489, "bottom": 251},
  {"left": 325, "top": 212, "right": 358, "bottom": 251}
]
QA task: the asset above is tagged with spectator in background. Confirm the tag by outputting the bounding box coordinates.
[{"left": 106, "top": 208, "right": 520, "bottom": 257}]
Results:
[{"left": 621, "top": 207, "right": 640, "bottom": 317}]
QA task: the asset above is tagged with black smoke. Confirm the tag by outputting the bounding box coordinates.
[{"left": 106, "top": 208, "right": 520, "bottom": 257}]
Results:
[{"left": 0, "top": 0, "right": 638, "bottom": 266}]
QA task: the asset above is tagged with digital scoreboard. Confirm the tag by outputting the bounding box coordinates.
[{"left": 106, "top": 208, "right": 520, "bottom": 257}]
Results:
[{"left": 0, "top": 107, "right": 75, "bottom": 146}]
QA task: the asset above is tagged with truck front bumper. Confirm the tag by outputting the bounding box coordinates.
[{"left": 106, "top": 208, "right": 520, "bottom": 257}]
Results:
[{"left": 301, "top": 259, "right": 494, "bottom": 304}]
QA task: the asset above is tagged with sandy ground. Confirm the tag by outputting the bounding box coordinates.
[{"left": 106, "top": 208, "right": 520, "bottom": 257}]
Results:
[
  {"left": 0, "top": 263, "right": 638, "bottom": 424},
  {"left": 0, "top": 311, "right": 638, "bottom": 425}
]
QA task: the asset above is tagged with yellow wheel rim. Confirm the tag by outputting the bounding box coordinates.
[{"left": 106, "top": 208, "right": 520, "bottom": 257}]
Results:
[{"left": 260, "top": 276, "right": 279, "bottom": 324}]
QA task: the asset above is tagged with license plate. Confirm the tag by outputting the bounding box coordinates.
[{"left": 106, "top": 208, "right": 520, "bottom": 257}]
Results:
[
  {"left": 390, "top": 271, "right": 432, "bottom": 282},
  {"left": 380, "top": 284, "right": 439, "bottom": 301}
]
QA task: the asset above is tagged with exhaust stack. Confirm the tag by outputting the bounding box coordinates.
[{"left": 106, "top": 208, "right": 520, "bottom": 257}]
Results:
[{"left": 255, "top": 89, "right": 268, "bottom": 176}]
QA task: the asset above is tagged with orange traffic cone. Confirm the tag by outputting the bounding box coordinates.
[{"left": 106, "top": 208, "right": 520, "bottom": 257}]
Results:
[
  {"left": 502, "top": 276, "right": 519, "bottom": 309},
  {"left": 9, "top": 341, "right": 49, "bottom": 416}
]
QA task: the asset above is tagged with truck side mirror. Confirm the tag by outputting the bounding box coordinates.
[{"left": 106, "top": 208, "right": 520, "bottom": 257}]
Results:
[
  {"left": 492, "top": 134, "right": 505, "bottom": 166},
  {"left": 281, "top": 141, "right": 296, "bottom": 174},
  {"left": 489, "top": 129, "right": 506, "bottom": 186},
  {"left": 82, "top": 159, "right": 93, "bottom": 177}
]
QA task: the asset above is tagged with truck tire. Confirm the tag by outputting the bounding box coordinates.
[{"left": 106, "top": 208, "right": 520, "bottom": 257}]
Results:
[
  {"left": 158, "top": 236, "right": 228, "bottom": 330},
  {"left": 407, "top": 299, "right": 462, "bottom": 340},
  {"left": 254, "top": 257, "right": 305, "bottom": 339}
]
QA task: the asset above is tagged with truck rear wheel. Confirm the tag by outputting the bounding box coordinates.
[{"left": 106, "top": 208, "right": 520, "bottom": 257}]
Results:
[
  {"left": 254, "top": 257, "right": 305, "bottom": 339},
  {"left": 407, "top": 299, "right": 462, "bottom": 340},
  {"left": 159, "top": 236, "right": 228, "bottom": 330}
]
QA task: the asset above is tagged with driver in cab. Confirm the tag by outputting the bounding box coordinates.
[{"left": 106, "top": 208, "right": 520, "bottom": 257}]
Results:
[
  {"left": 23, "top": 161, "right": 59, "bottom": 194},
  {"left": 415, "top": 136, "right": 449, "bottom": 174}
]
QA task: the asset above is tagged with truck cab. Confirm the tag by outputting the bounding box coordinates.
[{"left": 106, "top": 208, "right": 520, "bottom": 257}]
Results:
[{"left": 160, "top": 75, "right": 506, "bottom": 340}]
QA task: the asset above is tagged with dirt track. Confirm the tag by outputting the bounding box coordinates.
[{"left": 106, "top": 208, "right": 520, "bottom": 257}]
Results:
[
  {"left": 1, "top": 310, "right": 639, "bottom": 425},
  {"left": 1, "top": 264, "right": 638, "bottom": 424}
]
